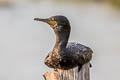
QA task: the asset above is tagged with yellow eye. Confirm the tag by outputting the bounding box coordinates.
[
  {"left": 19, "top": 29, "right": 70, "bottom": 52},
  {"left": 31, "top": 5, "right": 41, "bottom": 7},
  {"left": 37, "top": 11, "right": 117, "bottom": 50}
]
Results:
[{"left": 51, "top": 18, "right": 54, "bottom": 21}]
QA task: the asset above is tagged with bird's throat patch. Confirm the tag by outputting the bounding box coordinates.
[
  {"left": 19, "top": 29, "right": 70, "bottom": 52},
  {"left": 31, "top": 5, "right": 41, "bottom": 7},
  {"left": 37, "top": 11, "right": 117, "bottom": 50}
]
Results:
[{"left": 47, "top": 21, "right": 57, "bottom": 27}]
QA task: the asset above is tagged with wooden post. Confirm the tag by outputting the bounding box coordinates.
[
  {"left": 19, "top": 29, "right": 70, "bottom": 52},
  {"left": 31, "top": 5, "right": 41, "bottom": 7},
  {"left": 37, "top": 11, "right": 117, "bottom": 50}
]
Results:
[{"left": 43, "top": 63, "right": 90, "bottom": 80}]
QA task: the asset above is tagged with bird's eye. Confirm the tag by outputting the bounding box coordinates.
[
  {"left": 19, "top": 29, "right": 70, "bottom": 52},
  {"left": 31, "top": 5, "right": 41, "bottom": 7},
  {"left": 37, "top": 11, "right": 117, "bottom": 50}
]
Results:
[{"left": 51, "top": 18, "right": 54, "bottom": 21}]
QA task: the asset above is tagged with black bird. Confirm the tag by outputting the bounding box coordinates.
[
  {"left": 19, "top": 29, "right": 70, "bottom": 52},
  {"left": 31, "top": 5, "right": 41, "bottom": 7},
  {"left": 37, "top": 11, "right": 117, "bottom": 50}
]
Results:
[{"left": 34, "top": 15, "right": 93, "bottom": 71}]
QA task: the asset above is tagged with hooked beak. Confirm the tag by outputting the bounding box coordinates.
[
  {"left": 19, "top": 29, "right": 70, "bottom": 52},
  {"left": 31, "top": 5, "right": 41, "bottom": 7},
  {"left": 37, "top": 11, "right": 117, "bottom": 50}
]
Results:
[
  {"left": 34, "top": 18, "right": 49, "bottom": 22},
  {"left": 34, "top": 18, "right": 57, "bottom": 27}
]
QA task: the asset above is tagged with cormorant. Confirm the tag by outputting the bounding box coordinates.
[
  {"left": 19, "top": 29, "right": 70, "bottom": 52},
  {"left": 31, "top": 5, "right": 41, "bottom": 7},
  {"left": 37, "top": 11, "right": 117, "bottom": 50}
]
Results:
[{"left": 34, "top": 15, "right": 93, "bottom": 71}]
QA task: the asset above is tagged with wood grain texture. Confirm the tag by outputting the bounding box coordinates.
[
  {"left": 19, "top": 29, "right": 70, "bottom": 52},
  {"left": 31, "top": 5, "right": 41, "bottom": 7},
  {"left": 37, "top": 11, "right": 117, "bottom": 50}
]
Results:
[{"left": 43, "top": 63, "right": 90, "bottom": 80}]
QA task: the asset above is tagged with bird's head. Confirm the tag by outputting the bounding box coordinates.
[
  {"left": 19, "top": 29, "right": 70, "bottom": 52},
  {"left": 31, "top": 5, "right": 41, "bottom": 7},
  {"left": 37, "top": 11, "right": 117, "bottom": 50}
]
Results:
[{"left": 34, "top": 15, "right": 71, "bottom": 33}]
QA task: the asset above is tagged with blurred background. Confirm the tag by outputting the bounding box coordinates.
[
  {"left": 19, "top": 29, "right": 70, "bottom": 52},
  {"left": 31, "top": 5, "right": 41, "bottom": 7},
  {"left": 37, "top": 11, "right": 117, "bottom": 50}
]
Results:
[{"left": 0, "top": 0, "right": 120, "bottom": 80}]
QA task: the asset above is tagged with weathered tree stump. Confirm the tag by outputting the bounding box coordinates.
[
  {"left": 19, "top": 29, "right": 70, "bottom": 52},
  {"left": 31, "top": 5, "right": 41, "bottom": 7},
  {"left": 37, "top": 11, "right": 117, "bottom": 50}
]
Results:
[{"left": 43, "top": 63, "right": 90, "bottom": 80}]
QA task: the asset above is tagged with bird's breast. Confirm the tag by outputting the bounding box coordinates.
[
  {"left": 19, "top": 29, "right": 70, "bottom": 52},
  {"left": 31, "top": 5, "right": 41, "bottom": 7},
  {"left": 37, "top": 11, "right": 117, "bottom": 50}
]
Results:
[{"left": 44, "top": 52, "right": 79, "bottom": 70}]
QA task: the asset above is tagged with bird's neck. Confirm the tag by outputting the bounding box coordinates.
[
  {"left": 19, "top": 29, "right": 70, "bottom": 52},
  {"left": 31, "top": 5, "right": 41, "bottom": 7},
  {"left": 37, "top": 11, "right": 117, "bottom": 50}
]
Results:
[{"left": 53, "top": 30, "right": 70, "bottom": 53}]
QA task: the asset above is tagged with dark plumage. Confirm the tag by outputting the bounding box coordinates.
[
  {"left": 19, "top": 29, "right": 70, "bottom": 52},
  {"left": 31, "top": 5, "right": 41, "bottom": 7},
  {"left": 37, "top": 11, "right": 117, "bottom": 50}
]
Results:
[{"left": 34, "top": 15, "right": 93, "bottom": 71}]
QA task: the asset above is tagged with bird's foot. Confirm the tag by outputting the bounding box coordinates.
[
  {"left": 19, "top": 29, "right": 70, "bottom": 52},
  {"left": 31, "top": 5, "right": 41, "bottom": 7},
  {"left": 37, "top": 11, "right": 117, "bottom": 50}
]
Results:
[{"left": 90, "top": 63, "right": 92, "bottom": 67}]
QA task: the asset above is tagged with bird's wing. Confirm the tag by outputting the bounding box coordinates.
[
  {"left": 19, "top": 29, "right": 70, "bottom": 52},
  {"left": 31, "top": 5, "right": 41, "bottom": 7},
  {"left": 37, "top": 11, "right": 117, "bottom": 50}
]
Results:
[
  {"left": 67, "top": 42, "right": 93, "bottom": 54},
  {"left": 66, "top": 42, "right": 93, "bottom": 64}
]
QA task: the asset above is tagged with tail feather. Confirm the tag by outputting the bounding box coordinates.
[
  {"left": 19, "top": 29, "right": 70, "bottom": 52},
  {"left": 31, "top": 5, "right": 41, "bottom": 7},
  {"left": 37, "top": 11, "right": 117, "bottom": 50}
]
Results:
[{"left": 78, "top": 64, "right": 83, "bottom": 72}]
